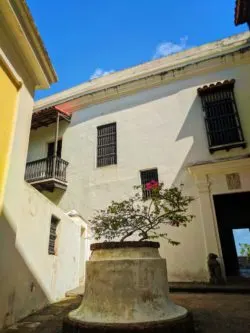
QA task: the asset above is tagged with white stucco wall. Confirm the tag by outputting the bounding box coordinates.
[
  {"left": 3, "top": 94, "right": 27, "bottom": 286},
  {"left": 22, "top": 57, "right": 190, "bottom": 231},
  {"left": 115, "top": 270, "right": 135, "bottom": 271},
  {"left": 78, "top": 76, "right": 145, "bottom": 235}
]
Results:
[
  {"left": 0, "top": 35, "right": 84, "bottom": 329},
  {"left": 28, "top": 63, "right": 250, "bottom": 282},
  {"left": 0, "top": 75, "right": 83, "bottom": 328},
  {"left": 0, "top": 183, "right": 82, "bottom": 327}
]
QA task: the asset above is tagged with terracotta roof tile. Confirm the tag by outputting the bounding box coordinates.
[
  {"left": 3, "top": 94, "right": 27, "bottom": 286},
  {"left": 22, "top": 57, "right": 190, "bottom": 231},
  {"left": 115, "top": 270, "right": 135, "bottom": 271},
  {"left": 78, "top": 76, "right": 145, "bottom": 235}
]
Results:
[
  {"left": 197, "top": 79, "right": 235, "bottom": 95},
  {"left": 31, "top": 106, "right": 71, "bottom": 130}
]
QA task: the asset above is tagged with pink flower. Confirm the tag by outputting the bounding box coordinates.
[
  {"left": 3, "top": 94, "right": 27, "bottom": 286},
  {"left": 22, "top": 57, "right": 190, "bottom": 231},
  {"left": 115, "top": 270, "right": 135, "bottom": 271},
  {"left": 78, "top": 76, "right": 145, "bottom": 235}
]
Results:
[{"left": 145, "top": 180, "right": 159, "bottom": 191}]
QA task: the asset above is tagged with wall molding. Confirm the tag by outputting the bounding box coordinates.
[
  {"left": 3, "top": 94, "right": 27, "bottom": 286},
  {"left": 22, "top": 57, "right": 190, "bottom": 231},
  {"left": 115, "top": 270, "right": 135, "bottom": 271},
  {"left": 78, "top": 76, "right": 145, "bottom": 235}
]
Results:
[
  {"left": 0, "top": 51, "right": 22, "bottom": 89},
  {"left": 188, "top": 156, "right": 250, "bottom": 177}
]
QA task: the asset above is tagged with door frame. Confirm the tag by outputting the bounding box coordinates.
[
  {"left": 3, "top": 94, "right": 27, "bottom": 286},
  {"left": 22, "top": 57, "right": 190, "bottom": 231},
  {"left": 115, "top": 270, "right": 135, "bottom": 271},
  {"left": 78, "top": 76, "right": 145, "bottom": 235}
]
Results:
[
  {"left": 188, "top": 156, "right": 250, "bottom": 281},
  {"left": 47, "top": 138, "right": 62, "bottom": 158},
  {"left": 212, "top": 191, "right": 250, "bottom": 277}
]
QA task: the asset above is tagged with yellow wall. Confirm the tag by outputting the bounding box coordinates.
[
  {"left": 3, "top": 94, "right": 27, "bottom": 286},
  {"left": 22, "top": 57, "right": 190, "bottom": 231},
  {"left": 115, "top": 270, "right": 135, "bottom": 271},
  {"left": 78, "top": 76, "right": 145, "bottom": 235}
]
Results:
[{"left": 0, "top": 61, "right": 19, "bottom": 211}]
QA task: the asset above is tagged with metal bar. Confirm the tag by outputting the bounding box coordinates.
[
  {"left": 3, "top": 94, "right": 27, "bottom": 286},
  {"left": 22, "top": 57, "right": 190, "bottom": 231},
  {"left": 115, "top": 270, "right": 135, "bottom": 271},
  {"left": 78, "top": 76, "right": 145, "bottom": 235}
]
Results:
[
  {"left": 25, "top": 157, "right": 69, "bottom": 183},
  {"left": 58, "top": 112, "right": 71, "bottom": 122},
  {"left": 26, "top": 157, "right": 48, "bottom": 165},
  {"left": 97, "top": 123, "right": 117, "bottom": 167},
  {"left": 199, "top": 86, "right": 245, "bottom": 151},
  {"left": 52, "top": 112, "right": 60, "bottom": 178}
]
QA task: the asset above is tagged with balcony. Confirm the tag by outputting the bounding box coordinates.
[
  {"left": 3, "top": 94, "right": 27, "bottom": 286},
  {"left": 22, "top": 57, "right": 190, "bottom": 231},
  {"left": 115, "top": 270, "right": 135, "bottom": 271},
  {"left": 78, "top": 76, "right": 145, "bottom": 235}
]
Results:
[{"left": 25, "top": 156, "right": 69, "bottom": 191}]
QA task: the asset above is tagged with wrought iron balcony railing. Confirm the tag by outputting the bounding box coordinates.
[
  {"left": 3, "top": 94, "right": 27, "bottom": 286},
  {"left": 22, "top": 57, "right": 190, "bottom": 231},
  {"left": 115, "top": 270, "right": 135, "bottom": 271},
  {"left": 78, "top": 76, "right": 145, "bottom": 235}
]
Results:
[{"left": 25, "top": 156, "right": 69, "bottom": 185}]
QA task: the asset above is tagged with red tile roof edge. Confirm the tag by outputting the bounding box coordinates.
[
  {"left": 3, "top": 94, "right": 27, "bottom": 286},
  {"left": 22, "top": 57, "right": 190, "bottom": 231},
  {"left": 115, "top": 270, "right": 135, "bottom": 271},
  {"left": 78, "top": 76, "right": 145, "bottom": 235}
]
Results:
[
  {"left": 31, "top": 106, "right": 71, "bottom": 130},
  {"left": 197, "top": 79, "right": 235, "bottom": 95},
  {"left": 32, "top": 105, "right": 70, "bottom": 116}
]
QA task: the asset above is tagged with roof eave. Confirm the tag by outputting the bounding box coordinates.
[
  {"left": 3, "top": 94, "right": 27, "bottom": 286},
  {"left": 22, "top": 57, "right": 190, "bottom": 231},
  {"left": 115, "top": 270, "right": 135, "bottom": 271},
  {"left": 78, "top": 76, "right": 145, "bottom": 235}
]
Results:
[
  {"left": 34, "top": 32, "right": 250, "bottom": 111},
  {"left": 1, "top": 0, "right": 57, "bottom": 88},
  {"left": 16, "top": 0, "right": 57, "bottom": 84},
  {"left": 31, "top": 107, "right": 71, "bottom": 130}
]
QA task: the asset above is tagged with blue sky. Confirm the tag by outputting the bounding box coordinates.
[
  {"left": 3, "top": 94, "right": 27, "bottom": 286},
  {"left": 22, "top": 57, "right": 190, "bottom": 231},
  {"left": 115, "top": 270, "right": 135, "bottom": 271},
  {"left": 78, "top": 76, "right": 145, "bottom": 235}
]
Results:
[
  {"left": 27, "top": 0, "right": 248, "bottom": 100},
  {"left": 233, "top": 229, "right": 250, "bottom": 255}
]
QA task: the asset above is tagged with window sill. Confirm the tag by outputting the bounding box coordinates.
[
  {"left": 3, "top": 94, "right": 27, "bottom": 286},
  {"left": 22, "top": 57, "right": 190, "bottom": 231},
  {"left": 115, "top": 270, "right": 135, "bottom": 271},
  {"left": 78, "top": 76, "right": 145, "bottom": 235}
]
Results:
[
  {"left": 209, "top": 141, "right": 247, "bottom": 153},
  {"left": 96, "top": 163, "right": 117, "bottom": 169}
]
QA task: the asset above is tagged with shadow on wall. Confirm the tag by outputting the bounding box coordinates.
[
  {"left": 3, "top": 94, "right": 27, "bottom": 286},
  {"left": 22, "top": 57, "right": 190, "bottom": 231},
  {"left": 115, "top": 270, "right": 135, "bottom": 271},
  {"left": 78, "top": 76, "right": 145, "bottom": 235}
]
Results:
[
  {"left": 157, "top": 96, "right": 209, "bottom": 282},
  {"left": 0, "top": 211, "right": 49, "bottom": 329},
  {"left": 171, "top": 91, "right": 249, "bottom": 187},
  {"left": 69, "top": 71, "right": 241, "bottom": 128},
  {"left": 42, "top": 188, "right": 65, "bottom": 206},
  {"left": 166, "top": 75, "right": 249, "bottom": 281},
  {"left": 170, "top": 95, "right": 206, "bottom": 188}
]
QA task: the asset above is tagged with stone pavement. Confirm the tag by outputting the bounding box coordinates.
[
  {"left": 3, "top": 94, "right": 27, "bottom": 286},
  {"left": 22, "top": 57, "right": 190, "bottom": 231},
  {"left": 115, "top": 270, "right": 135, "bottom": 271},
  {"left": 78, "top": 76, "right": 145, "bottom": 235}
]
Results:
[
  {"left": 172, "top": 293, "right": 250, "bottom": 333},
  {"left": 1, "top": 293, "right": 250, "bottom": 333},
  {"left": 0, "top": 297, "right": 81, "bottom": 333}
]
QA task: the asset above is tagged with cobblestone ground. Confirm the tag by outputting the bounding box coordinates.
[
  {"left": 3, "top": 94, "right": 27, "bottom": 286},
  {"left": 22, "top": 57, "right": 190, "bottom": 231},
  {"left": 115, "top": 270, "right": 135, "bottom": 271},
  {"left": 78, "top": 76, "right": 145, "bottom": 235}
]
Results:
[{"left": 1, "top": 293, "right": 250, "bottom": 333}]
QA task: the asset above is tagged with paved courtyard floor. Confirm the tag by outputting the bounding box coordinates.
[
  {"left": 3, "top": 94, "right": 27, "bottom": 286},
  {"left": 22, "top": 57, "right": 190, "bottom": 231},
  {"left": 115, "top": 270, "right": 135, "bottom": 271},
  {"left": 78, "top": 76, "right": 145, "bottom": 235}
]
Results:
[{"left": 1, "top": 293, "right": 250, "bottom": 333}]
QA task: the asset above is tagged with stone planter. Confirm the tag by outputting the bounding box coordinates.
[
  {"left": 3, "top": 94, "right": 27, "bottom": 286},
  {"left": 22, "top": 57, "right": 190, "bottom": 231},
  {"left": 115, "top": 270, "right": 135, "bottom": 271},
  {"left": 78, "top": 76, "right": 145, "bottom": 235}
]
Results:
[{"left": 63, "top": 241, "right": 194, "bottom": 332}]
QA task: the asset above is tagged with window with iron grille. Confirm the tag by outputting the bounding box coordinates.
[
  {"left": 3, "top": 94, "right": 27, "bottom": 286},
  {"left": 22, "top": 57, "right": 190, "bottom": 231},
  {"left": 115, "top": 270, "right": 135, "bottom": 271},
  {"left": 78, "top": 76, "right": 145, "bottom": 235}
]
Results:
[
  {"left": 140, "top": 168, "right": 159, "bottom": 199},
  {"left": 198, "top": 79, "right": 245, "bottom": 153},
  {"left": 97, "top": 123, "right": 117, "bottom": 167},
  {"left": 48, "top": 216, "right": 60, "bottom": 255}
]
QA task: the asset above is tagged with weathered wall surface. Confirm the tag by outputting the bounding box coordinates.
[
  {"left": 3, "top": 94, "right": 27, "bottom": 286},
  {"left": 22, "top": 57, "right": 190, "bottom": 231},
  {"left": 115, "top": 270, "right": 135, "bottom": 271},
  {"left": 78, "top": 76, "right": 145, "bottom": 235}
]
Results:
[
  {"left": 0, "top": 183, "right": 81, "bottom": 328},
  {"left": 0, "top": 67, "right": 82, "bottom": 327},
  {"left": 28, "top": 63, "right": 250, "bottom": 282},
  {"left": 0, "top": 21, "right": 84, "bottom": 330},
  {"left": 70, "top": 246, "right": 187, "bottom": 325}
]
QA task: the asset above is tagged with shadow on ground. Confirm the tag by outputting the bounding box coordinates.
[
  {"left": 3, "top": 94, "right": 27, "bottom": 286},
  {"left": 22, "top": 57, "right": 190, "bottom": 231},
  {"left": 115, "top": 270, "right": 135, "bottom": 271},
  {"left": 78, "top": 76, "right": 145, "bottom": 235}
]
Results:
[
  {"left": 1, "top": 293, "right": 250, "bottom": 333},
  {"left": 0, "top": 297, "right": 81, "bottom": 333}
]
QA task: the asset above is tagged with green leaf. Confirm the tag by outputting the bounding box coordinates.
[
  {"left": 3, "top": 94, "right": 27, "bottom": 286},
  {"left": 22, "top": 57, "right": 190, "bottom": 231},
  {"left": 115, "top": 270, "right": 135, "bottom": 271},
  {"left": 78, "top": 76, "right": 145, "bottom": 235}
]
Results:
[{"left": 89, "top": 182, "right": 194, "bottom": 243}]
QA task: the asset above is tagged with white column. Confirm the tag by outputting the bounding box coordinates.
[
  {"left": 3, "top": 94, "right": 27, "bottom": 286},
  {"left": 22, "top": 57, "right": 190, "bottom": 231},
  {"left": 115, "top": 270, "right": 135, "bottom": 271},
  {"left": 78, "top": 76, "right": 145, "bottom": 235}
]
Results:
[{"left": 195, "top": 174, "right": 221, "bottom": 257}]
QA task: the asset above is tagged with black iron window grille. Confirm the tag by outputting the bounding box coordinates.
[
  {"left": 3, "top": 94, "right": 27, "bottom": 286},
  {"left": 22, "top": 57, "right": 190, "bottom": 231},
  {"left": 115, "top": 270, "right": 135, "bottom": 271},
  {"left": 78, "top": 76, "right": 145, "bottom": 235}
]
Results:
[
  {"left": 48, "top": 215, "right": 60, "bottom": 255},
  {"left": 97, "top": 123, "right": 117, "bottom": 167},
  {"left": 198, "top": 79, "right": 246, "bottom": 153},
  {"left": 140, "top": 168, "right": 159, "bottom": 199}
]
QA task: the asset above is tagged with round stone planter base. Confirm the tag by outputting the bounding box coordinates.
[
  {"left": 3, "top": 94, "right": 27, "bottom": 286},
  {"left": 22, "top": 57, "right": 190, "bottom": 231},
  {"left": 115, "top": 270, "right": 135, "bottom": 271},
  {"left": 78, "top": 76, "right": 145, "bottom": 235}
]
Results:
[{"left": 62, "top": 312, "right": 195, "bottom": 333}]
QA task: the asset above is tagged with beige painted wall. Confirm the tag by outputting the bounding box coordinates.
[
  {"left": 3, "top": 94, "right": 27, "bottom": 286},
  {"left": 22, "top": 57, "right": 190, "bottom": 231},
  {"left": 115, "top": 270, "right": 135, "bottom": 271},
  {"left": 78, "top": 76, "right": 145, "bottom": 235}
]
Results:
[{"left": 28, "top": 63, "right": 250, "bottom": 282}]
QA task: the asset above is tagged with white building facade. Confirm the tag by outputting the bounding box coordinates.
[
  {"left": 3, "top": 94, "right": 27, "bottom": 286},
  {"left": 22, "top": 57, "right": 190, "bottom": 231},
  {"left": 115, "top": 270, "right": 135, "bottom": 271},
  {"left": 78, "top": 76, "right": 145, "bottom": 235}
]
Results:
[{"left": 27, "top": 32, "right": 250, "bottom": 283}]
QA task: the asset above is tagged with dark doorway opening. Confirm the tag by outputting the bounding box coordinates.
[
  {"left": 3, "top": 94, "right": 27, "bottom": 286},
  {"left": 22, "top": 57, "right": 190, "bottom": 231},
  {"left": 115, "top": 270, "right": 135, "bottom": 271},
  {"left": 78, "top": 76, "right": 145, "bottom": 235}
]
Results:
[
  {"left": 213, "top": 192, "right": 250, "bottom": 280},
  {"left": 47, "top": 140, "right": 62, "bottom": 158}
]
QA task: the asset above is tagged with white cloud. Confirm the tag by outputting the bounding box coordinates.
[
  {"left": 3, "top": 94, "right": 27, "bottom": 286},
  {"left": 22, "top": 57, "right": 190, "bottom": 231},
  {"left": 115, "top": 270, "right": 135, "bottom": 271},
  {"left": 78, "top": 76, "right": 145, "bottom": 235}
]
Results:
[
  {"left": 153, "top": 36, "right": 189, "bottom": 59},
  {"left": 90, "top": 68, "right": 115, "bottom": 80}
]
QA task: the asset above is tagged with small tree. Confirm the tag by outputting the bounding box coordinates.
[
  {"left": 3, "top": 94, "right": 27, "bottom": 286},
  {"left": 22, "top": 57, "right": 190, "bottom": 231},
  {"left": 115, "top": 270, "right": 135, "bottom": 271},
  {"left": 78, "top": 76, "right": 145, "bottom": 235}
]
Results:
[
  {"left": 239, "top": 243, "right": 250, "bottom": 258},
  {"left": 89, "top": 181, "right": 194, "bottom": 244}
]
